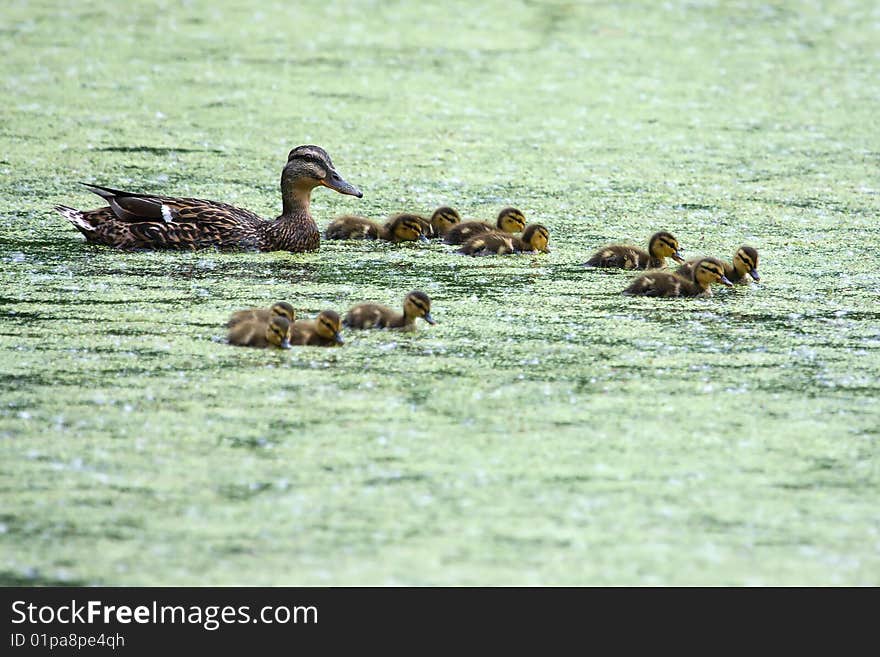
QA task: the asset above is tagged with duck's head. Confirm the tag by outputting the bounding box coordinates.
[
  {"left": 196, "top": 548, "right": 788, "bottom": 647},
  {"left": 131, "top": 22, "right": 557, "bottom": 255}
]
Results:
[
  {"left": 270, "top": 301, "right": 297, "bottom": 323},
  {"left": 496, "top": 207, "right": 527, "bottom": 233},
  {"left": 315, "top": 310, "right": 344, "bottom": 345},
  {"left": 692, "top": 258, "right": 733, "bottom": 289},
  {"left": 283, "top": 145, "right": 362, "bottom": 198},
  {"left": 430, "top": 207, "right": 461, "bottom": 236},
  {"left": 266, "top": 316, "right": 292, "bottom": 349},
  {"left": 388, "top": 214, "right": 429, "bottom": 243},
  {"left": 521, "top": 224, "right": 551, "bottom": 253},
  {"left": 733, "top": 246, "right": 760, "bottom": 282},
  {"left": 649, "top": 231, "right": 685, "bottom": 263},
  {"left": 403, "top": 290, "right": 437, "bottom": 325}
]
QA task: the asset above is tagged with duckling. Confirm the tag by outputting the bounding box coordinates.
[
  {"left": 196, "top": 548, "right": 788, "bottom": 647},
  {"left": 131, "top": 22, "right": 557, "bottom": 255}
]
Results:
[
  {"left": 676, "top": 246, "right": 760, "bottom": 284},
  {"left": 227, "top": 301, "right": 297, "bottom": 329},
  {"left": 584, "top": 231, "right": 685, "bottom": 270},
  {"left": 423, "top": 206, "right": 461, "bottom": 238},
  {"left": 459, "top": 223, "right": 551, "bottom": 256},
  {"left": 290, "top": 310, "right": 344, "bottom": 346},
  {"left": 343, "top": 291, "right": 436, "bottom": 331},
  {"left": 227, "top": 315, "right": 291, "bottom": 349},
  {"left": 381, "top": 213, "right": 429, "bottom": 243},
  {"left": 443, "top": 207, "right": 527, "bottom": 245},
  {"left": 325, "top": 215, "right": 381, "bottom": 240},
  {"left": 623, "top": 257, "right": 733, "bottom": 297}
]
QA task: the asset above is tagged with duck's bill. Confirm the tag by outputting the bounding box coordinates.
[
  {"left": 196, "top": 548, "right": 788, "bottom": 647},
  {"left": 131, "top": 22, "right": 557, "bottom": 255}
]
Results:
[
  {"left": 720, "top": 275, "right": 734, "bottom": 287},
  {"left": 323, "top": 171, "right": 363, "bottom": 198},
  {"left": 280, "top": 339, "right": 291, "bottom": 349},
  {"left": 672, "top": 251, "right": 686, "bottom": 263},
  {"left": 750, "top": 269, "right": 761, "bottom": 282},
  {"left": 334, "top": 333, "right": 345, "bottom": 345},
  {"left": 418, "top": 234, "right": 430, "bottom": 243},
  {"left": 423, "top": 312, "right": 437, "bottom": 325}
]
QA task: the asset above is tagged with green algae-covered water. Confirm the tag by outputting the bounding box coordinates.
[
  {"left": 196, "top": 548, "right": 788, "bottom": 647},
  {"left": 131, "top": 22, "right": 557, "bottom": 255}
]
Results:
[{"left": 1, "top": 0, "right": 878, "bottom": 585}]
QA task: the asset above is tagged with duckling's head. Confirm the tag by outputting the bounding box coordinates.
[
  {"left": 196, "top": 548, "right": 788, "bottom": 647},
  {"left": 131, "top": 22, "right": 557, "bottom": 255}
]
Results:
[
  {"left": 270, "top": 301, "right": 297, "bottom": 323},
  {"left": 389, "top": 214, "right": 429, "bottom": 243},
  {"left": 283, "top": 145, "right": 362, "bottom": 198},
  {"left": 692, "top": 258, "right": 733, "bottom": 289},
  {"left": 496, "top": 207, "right": 527, "bottom": 233},
  {"left": 430, "top": 207, "right": 461, "bottom": 236},
  {"left": 521, "top": 224, "right": 551, "bottom": 253},
  {"left": 266, "top": 316, "right": 292, "bottom": 349},
  {"left": 315, "top": 310, "right": 344, "bottom": 344},
  {"left": 649, "top": 231, "right": 685, "bottom": 263},
  {"left": 403, "top": 290, "right": 437, "bottom": 325},
  {"left": 733, "top": 246, "right": 760, "bottom": 281}
]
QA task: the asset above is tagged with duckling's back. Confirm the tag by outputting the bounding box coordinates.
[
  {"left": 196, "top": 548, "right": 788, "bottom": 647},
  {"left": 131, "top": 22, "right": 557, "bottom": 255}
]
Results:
[
  {"left": 444, "top": 221, "right": 494, "bottom": 245},
  {"left": 325, "top": 215, "right": 381, "bottom": 240}
]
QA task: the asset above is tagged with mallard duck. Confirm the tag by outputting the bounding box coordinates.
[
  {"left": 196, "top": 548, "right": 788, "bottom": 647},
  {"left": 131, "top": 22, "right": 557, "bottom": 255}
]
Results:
[
  {"left": 584, "top": 231, "right": 685, "bottom": 269},
  {"left": 443, "top": 207, "right": 526, "bottom": 245},
  {"left": 227, "top": 315, "right": 292, "bottom": 349},
  {"left": 343, "top": 291, "right": 436, "bottom": 331},
  {"left": 623, "top": 257, "right": 733, "bottom": 297},
  {"left": 459, "top": 223, "right": 551, "bottom": 256},
  {"left": 55, "top": 145, "right": 362, "bottom": 252},
  {"left": 324, "top": 213, "right": 428, "bottom": 243},
  {"left": 227, "top": 301, "right": 297, "bottom": 329},
  {"left": 290, "top": 310, "right": 344, "bottom": 346},
  {"left": 424, "top": 206, "right": 461, "bottom": 238},
  {"left": 676, "top": 246, "right": 760, "bottom": 284}
]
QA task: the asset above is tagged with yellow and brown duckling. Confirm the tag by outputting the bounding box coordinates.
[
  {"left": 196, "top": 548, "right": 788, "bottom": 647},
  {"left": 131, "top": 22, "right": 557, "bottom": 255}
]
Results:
[
  {"left": 623, "top": 257, "right": 733, "bottom": 297},
  {"left": 459, "top": 223, "right": 551, "bottom": 256},
  {"left": 324, "top": 213, "right": 428, "bottom": 243},
  {"left": 423, "top": 206, "right": 461, "bottom": 238},
  {"left": 227, "top": 315, "right": 292, "bottom": 349},
  {"left": 343, "top": 291, "right": 436, "bottom": 331},
  {"left": 227, "top": 301, "right": 297, "bottom": 329},
  {"left": 677, "top": 246, "right": 760, "bottom": 284},
  {"left": 290, "top": 310, "right": 344, "bottom": 346},
  {"left": 584, "top": 231, "right": 685, "bottom": 270},
  {"left": 56, "top": 145, "right": 362, "bottom": 252},
  {"left": 443, "top": 207, "right": 527, "bottom": 245}
]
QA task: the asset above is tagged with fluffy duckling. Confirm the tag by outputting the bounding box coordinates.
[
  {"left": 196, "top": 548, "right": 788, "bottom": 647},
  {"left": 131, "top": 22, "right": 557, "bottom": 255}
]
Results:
[
  {"left": 623, "top": 257, "right": 733, "bottom": 297},
  {"left": 343, "top": 291, "right": 436, "bottom": 331},
  {"left": 227, "top": 316, "right": 291, "bottom": 349},
  {"left": 290, "top": 310, "right": 344, "bottom": 346},
  {"left": 325, "top": 215, "right": 380, "bottom": 240},
  {"left": 677, "top": 246, "right": 760, "bottom": 284},
  {"left": 459, "top": 223, "right": 551, "bottom": 256},
  {"left": 584, "top": 231, "right": 685, "bottom": 270},
  {"left": 325, "top": 213, "right": 428, "bottom": 243},
  {"left": 227, "top": 301, "right": 296, "bottom": 329},
  {"left": 382, "top": 213, "right": 429, "bottom": 243},
  {"left": 424, "top": 206, "right": 461, "bottom": 238},
  {"left": 443, "top": 207, "right": 527, "bottom": 245}
]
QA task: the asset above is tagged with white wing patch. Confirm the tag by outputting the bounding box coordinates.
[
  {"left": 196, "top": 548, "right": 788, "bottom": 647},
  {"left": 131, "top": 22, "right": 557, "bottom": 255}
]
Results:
[{"left": 160, "top": 204, "right": 174, "bottom": 223}]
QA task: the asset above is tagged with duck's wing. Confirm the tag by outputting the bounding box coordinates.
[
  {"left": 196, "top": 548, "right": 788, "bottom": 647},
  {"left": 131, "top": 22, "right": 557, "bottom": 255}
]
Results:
[{"left": 81, "top": 183, "right": 264, "bottom": 226}]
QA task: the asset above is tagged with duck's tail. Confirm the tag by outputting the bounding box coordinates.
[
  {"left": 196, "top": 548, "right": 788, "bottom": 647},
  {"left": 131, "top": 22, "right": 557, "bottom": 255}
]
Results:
[{"left": 54, "top": 205, "right": 98, "bottom": 238}]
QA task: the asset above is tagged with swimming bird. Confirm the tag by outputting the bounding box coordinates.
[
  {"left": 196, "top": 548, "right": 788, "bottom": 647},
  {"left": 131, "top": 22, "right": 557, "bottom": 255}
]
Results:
[
  {"left": 443, "top": 207, "right": 526, "bottom": 245},
  {"left": 227, "top": 316, "right": 292, "bottom": 349},
  {"left": 324, "top": 213, "right": 428, "bottom": 243},
  {"left": 55, "top": 145, "right": 362, "bottom": 252},
  {"left": 622, "top": 257, "right": 733, "bottom": 297},
  {"left": 676, "top": 246, "right": 760, "bottom": 284},
  {"left": 290, "top": 310, "right": 345, "bottom": 346},
  {"left": 584, "top": 231, "right": 685, "bottom": 269},
  {"left": 459, "top": 224, "right": 551, "bottom": 256},
  {"left": 343, "top": 291, "right": 436, "bottom": 331}
]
